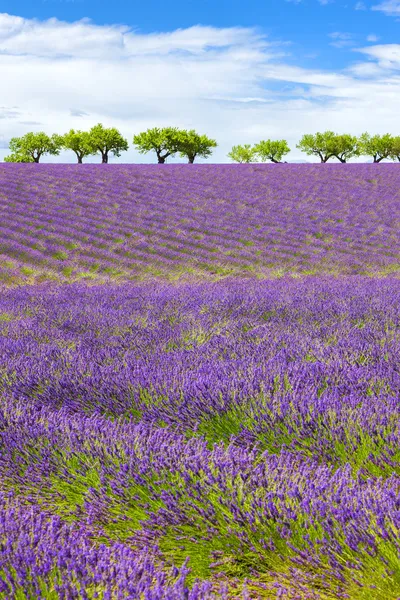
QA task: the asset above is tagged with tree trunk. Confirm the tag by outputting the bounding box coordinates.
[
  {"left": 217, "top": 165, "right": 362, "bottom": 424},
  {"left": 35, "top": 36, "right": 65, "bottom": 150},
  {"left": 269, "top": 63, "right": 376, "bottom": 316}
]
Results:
[
  {"left": 271, "top": 157, "right": 280, "bottom": 163},
  {"left": 188, "top": 157, "right": 195, "bottom": 163},
  {"left": 102, "top": 153, "right": 108, "bottom": 164},
  {"left": 77, "top": 155, "right": 83, "bottom": 164},
  {"left": 34, "top": 156, "right": 40, "bottom": 163},
  {"left": 158, "top": 156, "right": 166, "bottom": 164}
]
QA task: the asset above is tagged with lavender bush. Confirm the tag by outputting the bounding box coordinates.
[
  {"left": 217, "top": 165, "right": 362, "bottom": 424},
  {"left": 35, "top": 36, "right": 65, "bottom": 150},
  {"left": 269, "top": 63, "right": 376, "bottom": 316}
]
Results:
[{"left": 0, "top": 277, "right": 399, "bottom": 598}]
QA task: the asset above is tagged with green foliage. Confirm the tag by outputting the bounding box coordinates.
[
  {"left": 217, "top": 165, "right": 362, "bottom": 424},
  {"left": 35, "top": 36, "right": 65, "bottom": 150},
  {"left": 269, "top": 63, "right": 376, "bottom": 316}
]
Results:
[
  {"left": 332, "top": 133, "right": 361, "bottom": 163},
  {"left": 6, "top": 132, "right": 63, "bottom": 163},
  {"left": 61, "top": 129, "right": 97, "bottom": 163},
  {"left": 52, "top": 251, "right": 68, "bottom": 261},
  {"left": 388, "top": 135, "right": 400, "bottom": 161},
  {"left": 20, "top": 267, "right": 35, "bottom": 276},
  {"left": 176, "top": 129, "right": 217, "bottom": 163},
  {"left": 132, "top": 127, "right": 183, "bottom": 163},
  {"left": 253, "top": 139, "right": 290, "bottom": 163},
  {"left": 4, "top": 152, "right": 34, "bottom": 163},
  {"left": 46, "top": 451, "right": 165, "bottom": 540},
  {"left": 357, "top": 132, "right": 394, "bottom": 163},
  {"left": 159, "top": 524, "right": 244, "bottom": 583},
  {"left": 296, "top": 131, "right": 362, "bottom": 163},
  {"left": 296, "top": 131, "right": 337, "bottom": 162},
  {"left": 193, "top": 406, "right": 249, "bottom": 446},
  {"left": 0, "top": 313, "right": 13, "bottom": 322},
  {"left": 88, "top": 123, "right": 129, "bottom": 163},
  {"left": 227, "top": 144, "right": 258, "bottom": 163}
]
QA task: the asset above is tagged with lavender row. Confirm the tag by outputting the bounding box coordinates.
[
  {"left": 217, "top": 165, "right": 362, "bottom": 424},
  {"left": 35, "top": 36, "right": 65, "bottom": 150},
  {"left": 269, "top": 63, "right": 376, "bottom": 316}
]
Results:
[
  {"left": 0, "top": 400, "right": 398, "bottom": 598},
  {"left": 0, "top": 278, "right": 398, "bottom": 597},
  {"left": 0, "top": 164, "right": 399, "bottom": 284},
  {"left": 0, "top": 492, "right": 229, "bottom": 599}
]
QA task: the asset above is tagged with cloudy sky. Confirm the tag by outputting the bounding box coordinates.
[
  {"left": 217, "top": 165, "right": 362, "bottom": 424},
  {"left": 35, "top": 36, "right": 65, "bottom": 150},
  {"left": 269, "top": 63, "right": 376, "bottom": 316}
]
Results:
[{"left": 0, "top": 0, "right": 399, "bottom": 162}]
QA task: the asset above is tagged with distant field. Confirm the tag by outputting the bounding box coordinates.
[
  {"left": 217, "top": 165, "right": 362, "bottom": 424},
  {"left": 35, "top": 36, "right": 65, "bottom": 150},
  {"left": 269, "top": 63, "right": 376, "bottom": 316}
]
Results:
[{"left": 0, "top": 163, "right": 399, "bottom": 285}]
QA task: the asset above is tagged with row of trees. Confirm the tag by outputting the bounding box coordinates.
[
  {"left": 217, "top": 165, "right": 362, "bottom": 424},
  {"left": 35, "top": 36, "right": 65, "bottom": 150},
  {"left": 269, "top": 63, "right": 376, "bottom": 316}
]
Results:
[
  {"left": 229, "top": 133, "right": 400, "bottom": 163},
  {"left": 4, "top": 125, "right": 217, "bottom": 164},
  {"left": 3, "top": 126, "right": 400, "bottom": 163}
]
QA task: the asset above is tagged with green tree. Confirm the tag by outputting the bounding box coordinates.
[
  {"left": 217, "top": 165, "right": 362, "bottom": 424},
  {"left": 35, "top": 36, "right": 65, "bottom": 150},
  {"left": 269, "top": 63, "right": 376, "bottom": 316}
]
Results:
[
  {"left": 227, "top": 144, "right": 258, "bottom": 163},
  {"left": 358, "top": 132, "right": 394, "bottom": 163},
  {"left": 61, "top": 129, "right": 97, "bottom": 163},
  {"left": 389, "top": 136, "right": 400, "bottom": 162},
  {"left": 4, "top": 152, "right": 34, "bottom": 163},
  {"left": 6, "top": 132, "right": 63, "bottom": 163},
  {"left": 253, "top": 139, "right": 290, "bottom": 163},
  {"left": 88, "top": 123, "right": 129, "bottom": 164},
  {"left": 296, "top": 131, "right": 338, "bottom": 163},
  {"left": 132, "top": 127, "right": 184, "bottom": 164},
  {"left": 177, "top": 130, "right": 217, "bottom": 163},
  {"left": 331, "top": 134, "right": 360, "bottom": 163}
]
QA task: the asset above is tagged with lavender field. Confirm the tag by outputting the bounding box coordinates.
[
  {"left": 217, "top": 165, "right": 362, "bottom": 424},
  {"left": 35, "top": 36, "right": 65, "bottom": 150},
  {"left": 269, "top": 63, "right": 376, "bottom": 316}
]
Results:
[
  {"left": 0, "top": 164, "right": 399, "bottom": 284},
  {"left": 0, "top": 165, "right": 399, "bottom": 599}
]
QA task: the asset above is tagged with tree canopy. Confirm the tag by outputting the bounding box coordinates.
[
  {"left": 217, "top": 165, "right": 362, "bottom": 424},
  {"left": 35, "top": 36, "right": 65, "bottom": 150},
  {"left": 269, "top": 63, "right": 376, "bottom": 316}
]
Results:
[
  {"left": 227, "top": 144, "right": 258, "bottom": 163},
  {"left": 132, "top": 127, "right": 184, "bottom": 163},
  {"left": 358, "top": 132, "right": 394, "bottom": 163},
  {"left": 296, "top": 132, "right": 362, "bottom": 163},
  {"left": 253, "top": 139, "right": 290, "bottom": 163},
  {"left": 5, "top": 132, "right": 63, "bottom": 163},
  {"left": 4, "top": 125, "right": 400, "bottom": 164},
  {"left": 4, "top": 152, "right": 35, "bottom": 163},
  {"left": 296, "top": 131, "right": 338, "bottom": 163},
  {"left": 88, "top": 124, "right": 129, "bottom": 163},
  {"left": 62, "top": 129, "right": 97, "bottom": 163},
  {"left": 177, "top": 130, "right": 217, "bottom": 163},
  {"left": 331, "top": 134, "right": 361, "bottom": 163},
  {"left": 390, "top": 136, "right": 400, "bottom": 162}
]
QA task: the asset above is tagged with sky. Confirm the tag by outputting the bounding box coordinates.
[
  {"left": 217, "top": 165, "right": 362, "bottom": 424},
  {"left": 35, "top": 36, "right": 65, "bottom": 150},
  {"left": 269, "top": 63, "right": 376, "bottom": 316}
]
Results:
[{"left": 0, "top": 0, "right": 399, "bottom": 163}]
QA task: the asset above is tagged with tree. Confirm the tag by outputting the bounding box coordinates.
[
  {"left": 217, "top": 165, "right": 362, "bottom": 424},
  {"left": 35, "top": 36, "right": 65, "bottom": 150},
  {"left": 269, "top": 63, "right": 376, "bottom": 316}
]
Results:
[
  {"left": 296, "top": 131, "right": 338, "bottom": 163},
  {"left": 331, "top": 134, "right": 360, "bottom": 163},
  {"left": 389, "top": 136, "right": 400, "bottom": 162},
  {"left": 4, "top": 152, "right": 34, "bottom": 163},
  {"left": 227, "top": 144, "right": 258, "bottom": 163},
  {"left": 61, "top": 129, "right": 97, "bottom": 163},
  {"left": 177, "top": 130, "right": 217, "bottom": 163},
  {"left": 6, "top": 132, "right": 63, "bottom": 163},
  {"left": 88, "top": 123, "right": 129, "bottom": 164},
  {"left": 358, "top": 132, "right": 394, "bottom": 163},
  {"left": 132, "top": 127, "right": 184, "bottom": 164},
  {"left": 253, "top": 139, "right": 290, "bottom": 163}
]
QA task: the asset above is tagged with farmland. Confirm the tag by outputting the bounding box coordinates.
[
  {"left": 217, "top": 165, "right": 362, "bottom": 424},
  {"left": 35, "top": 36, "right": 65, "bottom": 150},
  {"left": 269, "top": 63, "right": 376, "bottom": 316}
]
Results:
[
  {"left": 0, "top": 164, "right": 399, "bottom": 285},
  {"left": 0, "top": 164, "right": 399, "bottom": 599}
]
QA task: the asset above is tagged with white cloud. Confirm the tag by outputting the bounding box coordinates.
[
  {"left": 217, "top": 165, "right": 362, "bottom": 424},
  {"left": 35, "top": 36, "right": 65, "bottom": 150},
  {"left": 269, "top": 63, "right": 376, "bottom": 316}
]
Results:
[
  {"left": 345, "top": 61, "right": 384, "bottom": 77},
  {"left": 0, "top": 12, "right": 400, "bottom": 163},
  {"left": 371, "top": 0, "right": 400, "bottom": 15},
  {"left": 353, "top": 43, "right": 400, "bottom": 68},
  {"left": 329, "top": 32, "right": 354, "bottom": 48},
  {"left": 355, "top": 1, "right": 367, "bottom": 9},
  {"left": 366, "top": 34, "right": 379, "bottom": 41}
]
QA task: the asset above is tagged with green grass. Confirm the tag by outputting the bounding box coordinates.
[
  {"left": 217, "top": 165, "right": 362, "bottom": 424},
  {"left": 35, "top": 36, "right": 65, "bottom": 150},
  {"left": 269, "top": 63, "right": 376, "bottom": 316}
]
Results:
[{"left": 0, "top": 313, "right": 14, "bottom": 322}]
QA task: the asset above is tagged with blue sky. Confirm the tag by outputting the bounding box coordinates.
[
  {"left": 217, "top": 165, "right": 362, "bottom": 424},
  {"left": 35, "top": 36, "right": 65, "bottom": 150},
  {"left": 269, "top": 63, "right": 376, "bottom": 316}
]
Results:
[{"left": 0, "top": 0, "right": 399, "bottom": 162}]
